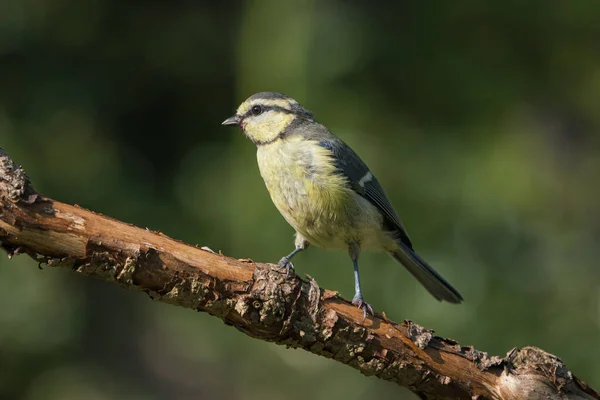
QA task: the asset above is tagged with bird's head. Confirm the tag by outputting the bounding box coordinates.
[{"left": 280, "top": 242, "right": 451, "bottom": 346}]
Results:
[{"left": 222, "top": 92, "right": 313, "bottom": 145}]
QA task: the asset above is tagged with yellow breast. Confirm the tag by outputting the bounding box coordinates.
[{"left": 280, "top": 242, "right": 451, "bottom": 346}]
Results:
[{"left": 256, "top": 137, "right": 355, "bottom": 247}]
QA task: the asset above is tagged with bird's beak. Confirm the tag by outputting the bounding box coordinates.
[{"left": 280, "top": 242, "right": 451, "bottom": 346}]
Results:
[{"left": 222, "top": 115, "right": 241, "bottom": 126}]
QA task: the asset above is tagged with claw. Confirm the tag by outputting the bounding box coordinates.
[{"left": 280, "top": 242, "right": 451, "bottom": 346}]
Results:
[
  {"left": 352, "top": 297, "right": 374, "bottom": 324},
  {"left": 277, "top": 257, "right": 295, "bottom": 277}
]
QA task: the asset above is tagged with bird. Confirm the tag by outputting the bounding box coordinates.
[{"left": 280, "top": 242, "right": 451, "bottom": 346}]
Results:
[{"left": 222, "top": 92, "right": 463, "bottom": 321}]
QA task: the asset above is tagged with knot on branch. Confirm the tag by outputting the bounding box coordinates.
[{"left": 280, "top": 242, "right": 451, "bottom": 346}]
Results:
[
  {"left": 247, "top": 265, "right": 303, "bottom": 330},
  {"left": 235, "top": 266, "right": 341, "bottom": 349},
  {"left": 0, "top": 148, "right": 38, "bottom": 204},
  {"left": 497, "top": 346, "right": 597, "bottom": 400}
]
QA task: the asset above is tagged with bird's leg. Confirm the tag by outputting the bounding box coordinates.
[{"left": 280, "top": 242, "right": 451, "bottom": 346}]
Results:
[
  {"left": 277, "top": 247, "right": 303, "bottom": 276},
  {"left": 277, "top": 234, "right": 309, "bottom": 277},
  {"left": 351, "top": 259, "right": 374, "bottom": 323},
  {"left": 349, "top": 243, "right": 374, "bottom": 324}
]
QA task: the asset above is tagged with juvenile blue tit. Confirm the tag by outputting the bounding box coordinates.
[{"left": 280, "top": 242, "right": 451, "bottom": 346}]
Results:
[{"left": 223, "top": 92, "right": 463, "bottom": 321}]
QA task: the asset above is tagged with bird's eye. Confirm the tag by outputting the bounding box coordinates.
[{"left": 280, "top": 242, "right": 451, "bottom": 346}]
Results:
[{"left": 251, "top": 105, "right": 263, "bottom": 115}]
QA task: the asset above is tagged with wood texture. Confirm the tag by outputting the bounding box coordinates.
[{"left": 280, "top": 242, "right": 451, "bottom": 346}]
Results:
[{"left": 0, "top": 147, "right": 597, "bottom": 400}]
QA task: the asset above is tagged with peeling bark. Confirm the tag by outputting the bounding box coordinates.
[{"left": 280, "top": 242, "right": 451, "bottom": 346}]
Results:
[{"left": 0, "top": 147, "right": 597, "bottom": 400}]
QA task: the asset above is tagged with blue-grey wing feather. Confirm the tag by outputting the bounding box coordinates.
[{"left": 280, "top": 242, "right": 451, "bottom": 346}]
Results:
[{"left": 317, "top": 138, "right": 413, "bottom": 249}]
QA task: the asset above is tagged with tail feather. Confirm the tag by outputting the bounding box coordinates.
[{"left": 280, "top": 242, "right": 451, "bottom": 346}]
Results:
[{"left": 390, "top": 243, "right": 463, "bottom": 303}]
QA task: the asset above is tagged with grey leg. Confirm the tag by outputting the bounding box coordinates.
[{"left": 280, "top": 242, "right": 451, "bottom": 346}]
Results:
[
  {"left": 277, "top": 233, "right": 309, "bottom": 276},
  {"left": 349, "top": 243, "right": 374, "bottom": 323}
]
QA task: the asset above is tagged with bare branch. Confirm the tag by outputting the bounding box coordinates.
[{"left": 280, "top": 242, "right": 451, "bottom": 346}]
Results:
[{"left": 0, "top": 147, "right": 597, "bottom": 400}]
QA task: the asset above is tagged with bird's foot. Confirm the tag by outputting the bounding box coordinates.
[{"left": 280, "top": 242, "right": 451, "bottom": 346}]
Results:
[
  {"left": 352, "top": 295, "right": 374, "bottom": 324},
  {"left": 277, "top": 257, "right": 295, "bottom": 277}
]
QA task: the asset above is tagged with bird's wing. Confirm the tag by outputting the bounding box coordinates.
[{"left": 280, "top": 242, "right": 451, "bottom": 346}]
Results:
[{"left": 317, "top": 138, "right": 413, "bottom": 249}]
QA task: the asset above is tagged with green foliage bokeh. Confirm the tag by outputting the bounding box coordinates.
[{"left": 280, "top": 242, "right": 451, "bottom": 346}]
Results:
[{"left": 0, "top": 1, "right": 599, "bottom": 399}]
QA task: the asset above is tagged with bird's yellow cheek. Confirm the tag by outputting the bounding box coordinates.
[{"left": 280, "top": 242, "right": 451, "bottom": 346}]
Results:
[{"left": 243, "top": 113, "right": 295, "bottom": 144}]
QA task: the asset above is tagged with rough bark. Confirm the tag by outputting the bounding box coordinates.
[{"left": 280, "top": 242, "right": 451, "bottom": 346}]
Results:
[{"left": 0, "top": 147, "right": 597, "bottom": 400}]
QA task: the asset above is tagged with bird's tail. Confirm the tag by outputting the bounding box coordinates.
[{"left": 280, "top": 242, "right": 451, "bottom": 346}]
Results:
[{"left": 390, "top": 243, "right": 463, "bottom": 303}]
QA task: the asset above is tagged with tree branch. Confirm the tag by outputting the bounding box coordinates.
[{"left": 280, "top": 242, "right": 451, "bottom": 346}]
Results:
[{"left": 0, "top": 147, "right": 597, "bottom": 400}]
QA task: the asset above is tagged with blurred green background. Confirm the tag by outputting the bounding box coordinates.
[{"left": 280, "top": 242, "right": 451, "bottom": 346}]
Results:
[{"left": 1, "top": 1, "right": 599, "bottom": 399}]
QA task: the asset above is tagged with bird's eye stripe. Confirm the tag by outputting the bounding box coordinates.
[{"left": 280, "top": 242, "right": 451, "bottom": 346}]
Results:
[{"left": 243, "top": 105, "right": 294, "bottom": 118}]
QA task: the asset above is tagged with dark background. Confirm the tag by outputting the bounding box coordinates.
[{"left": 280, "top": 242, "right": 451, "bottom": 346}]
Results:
[{"left": 1, "top": 1, "right": 599, "bottom": 399}]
